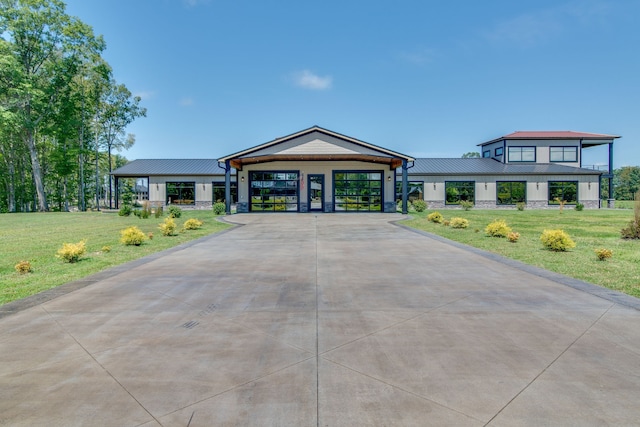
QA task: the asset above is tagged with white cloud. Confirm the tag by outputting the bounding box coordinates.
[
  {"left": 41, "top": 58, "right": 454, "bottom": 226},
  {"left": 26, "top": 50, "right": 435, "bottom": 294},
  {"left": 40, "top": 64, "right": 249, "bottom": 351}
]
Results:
[
  {"left": 179, "top": 97, "right": 194, "bottom": 107},
  {"left": 134, "top": 90, "right": 156, "bottom": 100},
  {"left": 292, "top": 70, "right": 333, "bottom": 90}
]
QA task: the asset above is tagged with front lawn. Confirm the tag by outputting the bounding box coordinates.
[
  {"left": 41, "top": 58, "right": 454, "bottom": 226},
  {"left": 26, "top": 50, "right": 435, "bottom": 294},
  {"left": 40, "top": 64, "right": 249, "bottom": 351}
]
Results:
[
  {"left": 401, "top": 208, "right": 640, "bottom": 298},
  {"left": 1, "top": 210, "right": 231, "bottom": 305}
]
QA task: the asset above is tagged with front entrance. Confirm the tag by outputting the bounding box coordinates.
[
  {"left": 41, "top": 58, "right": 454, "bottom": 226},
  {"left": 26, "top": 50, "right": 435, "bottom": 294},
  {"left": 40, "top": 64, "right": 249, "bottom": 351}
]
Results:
[{"left": 308, "top": 174, "right": 324, "bottom": 212}]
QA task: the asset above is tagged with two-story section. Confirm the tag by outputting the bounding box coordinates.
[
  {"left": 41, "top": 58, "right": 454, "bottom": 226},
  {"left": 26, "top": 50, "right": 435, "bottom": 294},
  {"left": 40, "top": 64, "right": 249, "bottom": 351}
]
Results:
[{"left": 479, "top": 131, "right": 619, "bottom": 206}]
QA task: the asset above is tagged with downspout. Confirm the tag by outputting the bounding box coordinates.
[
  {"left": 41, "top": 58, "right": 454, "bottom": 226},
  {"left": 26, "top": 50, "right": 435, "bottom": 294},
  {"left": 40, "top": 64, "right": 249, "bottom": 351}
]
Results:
[{"left": 225, "top": 160, "right": 231, "bottom": 214}]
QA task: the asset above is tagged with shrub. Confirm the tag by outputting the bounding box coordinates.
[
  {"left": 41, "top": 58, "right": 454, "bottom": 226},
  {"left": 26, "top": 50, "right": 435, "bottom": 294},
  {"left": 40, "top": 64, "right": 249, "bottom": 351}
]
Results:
[
  {"left": 56, "top": 240, "right": 87, "bottom": 263},
  {"left": 101, "top": 245, "right": 111, "bottom": 253},
  {"left": 118, "top": 205, "right": 132, "bottom": 216},
  {"left": 183, "top": 218, "right": 203, "bottom": 230},
  {"left": 595, "top": 248, "right": 613, "bottom": 261},
  {"left": 443, "top": 219, "right": 450, "bottom": 227},
  {"left": 620, "top": 190, "right": 640, "bottom": 239},
  {"left": 427, "top": 211, "right": 443, "bottom": 223},
  {"left": 575, "top": 203, "right": 584, "bottom": 211},
  {"left": 15, "top": 260, "right": 32, "bottom": 274},
  {"left": 168, "top": 206, "right": 182, "bottom": 218},
  {"left": 540, "top": 229, "right": 576, "bottom": 252},
  {"left": 213, "top": 202, "right": 226, "bottom": 215},
  {"left": 154, "top": 205, "right": 164, "bottom": 218},
  {"left": 148, "top": 232, "right": 154, "bottom": 240},
  {"left": 507, "top": 232, "right": 520, "bottom": 243},
  {"left": 138, "top": 201, "right": 152, "bottom": 219},
  {"left": 412, "top": 199, "right": 427, "bottom": 212},
  {"left": 460, "top": 200, "right": 474, "bottom": 211},
  {"left": 120, "top": 226, "right": 146, "bottom": 246},
  {"left": 485, "top": 219, "right": 511, "bottom": 238},
  {"left": 516, "top": 202, "right": 525, "bottom": 211},
  {"left": 159, "top": 217, "right": 177, "bottom": 236},
  {"left": 450, "top": 217, "right": 469, "bottom": 229}
]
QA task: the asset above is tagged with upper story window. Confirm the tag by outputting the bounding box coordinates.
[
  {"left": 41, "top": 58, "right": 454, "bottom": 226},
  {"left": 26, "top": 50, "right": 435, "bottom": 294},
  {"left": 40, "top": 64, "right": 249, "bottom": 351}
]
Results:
[
  {"left": 550, "top": 146, "right": 578, "bottom": 162},
  {"left": 483, "top": 150, "right": 490, "bottom": 158},
  {"left": 495, "top": 147, "right": 503, "bottom": 156},
  {"left": 508, "top": 146, "right": 536, "bottom": 162}
]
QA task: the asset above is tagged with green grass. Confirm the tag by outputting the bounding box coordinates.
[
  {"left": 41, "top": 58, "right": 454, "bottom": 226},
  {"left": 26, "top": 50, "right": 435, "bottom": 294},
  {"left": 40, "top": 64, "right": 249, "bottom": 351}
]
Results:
[
  {"left": 0, "top": 210, "right": 231, "bottom": 304},
  {"left": 615, "top": 200, "right": 636, "bottom": 209},
  {"left": 401, "top": 209, "right": 640, "bottom": 298}
]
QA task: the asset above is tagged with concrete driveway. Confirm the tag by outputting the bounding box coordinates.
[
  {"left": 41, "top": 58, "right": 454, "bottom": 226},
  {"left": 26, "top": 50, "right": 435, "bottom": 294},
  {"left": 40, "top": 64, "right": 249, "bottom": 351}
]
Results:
[{"left": 1, "top": 214, "right": 639, "bottom": 426}]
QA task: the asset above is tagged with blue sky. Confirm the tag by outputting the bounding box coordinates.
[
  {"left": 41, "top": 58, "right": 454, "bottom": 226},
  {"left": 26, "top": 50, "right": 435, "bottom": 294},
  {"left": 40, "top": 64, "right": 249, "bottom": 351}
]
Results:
[{"left": 64, "top": 0, "right": 639, "bottom": 168}]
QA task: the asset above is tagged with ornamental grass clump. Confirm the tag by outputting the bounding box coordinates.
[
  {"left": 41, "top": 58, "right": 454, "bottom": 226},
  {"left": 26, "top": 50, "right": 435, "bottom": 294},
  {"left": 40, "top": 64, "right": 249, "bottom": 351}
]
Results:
[
  {"left": 183, "top": 218, "right": 203, "bottom": 230},
  {"left": 485, "top": 219, "right": 511, "bottom": 238},
  {"left": 159, "top": 217, "right": 177, "bottom": 236},
  {"left": 15, "top": 260, "right": 32, "bottom": 274},
  {"left": 507, "top": 231, "right": 520, "bottom": 243},
  {"left": 595, "top": 248, "right": 613, "bottom": 261},
  {"left": 460, "top": 200, "right": 474, "bottom": 211},
  {"left": 540, "top": 229, "right": 576, "bottom": 252},
  {"left": 450, "top": 217, "right": 469, "bottom": 229},
  {"left": 120, "top": 226, "right": 146, "bottom": 246},
  {"left": 427, "top": 211, "right": 443, "bottom": 223},
  {"left": 56, "top": 240, "right": 87, "bottom": 263},
  {"left": 620, "top": 191, "right": 640, "bottom": 239}
]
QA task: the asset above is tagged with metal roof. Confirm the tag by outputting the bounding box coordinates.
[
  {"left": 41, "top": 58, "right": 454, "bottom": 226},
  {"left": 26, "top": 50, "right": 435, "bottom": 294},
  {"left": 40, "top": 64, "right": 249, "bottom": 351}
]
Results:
[
  {"left": 479, "top": 131, "right": 620, "bottom": 146},
  {"left": 111, "top": 159, "right": 231, "bottom": 176},
  {"left": 399, "top": 158, "right": 602, "bottom": 176}
]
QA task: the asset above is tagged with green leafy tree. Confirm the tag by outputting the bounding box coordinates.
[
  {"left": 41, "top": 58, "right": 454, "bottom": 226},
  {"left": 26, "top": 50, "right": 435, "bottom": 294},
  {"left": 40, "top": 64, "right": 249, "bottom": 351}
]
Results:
[
  {"left": 0, "top": 0, "right": 105, "bottom": 211},
  {"left": 462, "top": 152, "right": 481, "bottom": 158}
]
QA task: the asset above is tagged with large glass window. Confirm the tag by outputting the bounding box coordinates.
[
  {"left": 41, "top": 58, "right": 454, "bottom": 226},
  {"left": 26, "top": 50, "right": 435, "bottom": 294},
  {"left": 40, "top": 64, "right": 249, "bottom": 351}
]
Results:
[
  {"left": 213, "top": 182, "right": 237, "bottom": 203},
  {"left": 497, "top": 181, "right": 526, "bottom": 205},
  {"left": 508, "top": 146, "right": 536, "bottom": 162},
  {"left": 549, "top": 181, "right": 578, "bottom": 204},
  {"left": 334, "top": 171, "right": 382, "bottom": 212},
  {"left": 495, "top": 147, "right": 503, "bottom": 156},
  {"left": 395, "top": 181, "right": 424, "bottom": 202},
  {"left": 550, "top": 146, "right": 578, "bottom": 162},
  {"left": 250, "top": 171, "right": 298, "bottom": 212},
  {"left": 167, "top": 182, "right": 195, "bottom": 205},
  {"left": 445, "top": 181, "right": 475, "bottom": 205},
  {"left": 483, "top": 150, "right": 491, "bottom": 158}
]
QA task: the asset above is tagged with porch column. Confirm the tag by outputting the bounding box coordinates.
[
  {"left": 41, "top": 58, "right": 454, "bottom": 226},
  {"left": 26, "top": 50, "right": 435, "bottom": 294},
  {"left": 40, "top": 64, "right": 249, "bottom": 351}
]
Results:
[
  {"left": 402, "top": 159, "right": 408, "bottom": 214},
  {"left": 114, "top": 176, "right": 119, "bottom": 209},
  {"left": 607, "top": 142, "right": 614, "bottom": 208},
  {"left": 225, "top": 160, "right": 231, "bottom": 214}
]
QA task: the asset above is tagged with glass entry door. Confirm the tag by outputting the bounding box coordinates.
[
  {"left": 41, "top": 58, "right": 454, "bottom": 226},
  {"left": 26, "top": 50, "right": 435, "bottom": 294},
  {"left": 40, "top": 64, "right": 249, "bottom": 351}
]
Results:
[{"left": 308, "top": 174, "right": 324, "bottom": 211}]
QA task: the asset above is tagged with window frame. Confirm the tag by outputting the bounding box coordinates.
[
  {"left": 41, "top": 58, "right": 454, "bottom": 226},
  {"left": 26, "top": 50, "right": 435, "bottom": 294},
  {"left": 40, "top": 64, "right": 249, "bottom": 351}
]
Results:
[
  {"left": 212, "top": 181, "right": 237, "bottom": 204},
  {"left": 445, "top": 181, "right": 475, "bottom": 205},
  {"left": 333, "top": 170, "right": 384, "bottom": 212},
  {"left": 482, "top": 150, "right": 491, "bottom": 158},
  {"left": 496, "top": 181, "right": 526, "bottom": 205},
  {"left": 249, "top": 170, "right": 299, "bottom": 212},
  {"left": 495, "top": 147, "right": 503, "bottom": 156},
  {"left": 549, "top": 146, "right": 578, "bottom": 162},
  {"left": 548, "top": 181, "right": 578, "bottom": 205},
  {"left": 166, "top": 181, "right": 196, "bottom": 205},
  {"left": 395, "top": 180, "right": 424, "bottom": 202},
  {"left": 507, "top": 146, "right": 536, "bottom": 163}
]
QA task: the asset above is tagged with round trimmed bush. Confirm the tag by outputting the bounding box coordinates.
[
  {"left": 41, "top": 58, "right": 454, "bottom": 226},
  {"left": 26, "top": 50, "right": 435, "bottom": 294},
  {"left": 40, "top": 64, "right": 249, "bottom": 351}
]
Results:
[
  {"left": 412, "top": 199, "right": 427, "bottom": 212},
  {"left": 485, "top": 219, "right": 511, "bottom": 238},
  {"left": 427, "top": 211, "right": 443, "bottom": 223},
  {"left": 450, "top": 217, "right": 469, "bottom": 229},
  {"left": 540, "top": 229, "right": 576, "bottom": 252},
  {"left": 120, "top": 226, "right": 146, "bottom": 246}
]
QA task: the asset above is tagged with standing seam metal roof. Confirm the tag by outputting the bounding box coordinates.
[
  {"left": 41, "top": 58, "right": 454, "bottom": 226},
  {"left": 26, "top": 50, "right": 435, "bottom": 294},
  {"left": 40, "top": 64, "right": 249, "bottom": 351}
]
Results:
[{"left": 111, "top": 159, "right": 230, "bottom": 176}]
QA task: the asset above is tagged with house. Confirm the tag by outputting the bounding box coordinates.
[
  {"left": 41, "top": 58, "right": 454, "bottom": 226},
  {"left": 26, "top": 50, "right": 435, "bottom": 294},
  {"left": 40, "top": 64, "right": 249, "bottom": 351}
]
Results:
[{"left": 112, "top": 126, "right": 619, "bottom": 212}]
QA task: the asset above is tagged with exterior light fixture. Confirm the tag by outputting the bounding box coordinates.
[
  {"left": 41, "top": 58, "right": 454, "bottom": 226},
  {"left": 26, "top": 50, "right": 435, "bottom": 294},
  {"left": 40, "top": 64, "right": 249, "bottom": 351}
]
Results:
[
  {"left": 484, "top": 182, "right": 488, "bottom": 190},
  {"left": 588, "top": 182, "right": 591, "bottom": 189},
  {"left": 387, "top": 175, "right": 392, "bottom": 182},
  {"left": 433, "top": 183, "right": 436, "bottom": 190},
  {"left": 241, "top": 176, "right": 245, "bottom": 182},
  {"left": 536, "top": 182, "right": 539, "bottom": 189},
  {"left": 156, "top": 183, "right": 159, "bottom": 190}
]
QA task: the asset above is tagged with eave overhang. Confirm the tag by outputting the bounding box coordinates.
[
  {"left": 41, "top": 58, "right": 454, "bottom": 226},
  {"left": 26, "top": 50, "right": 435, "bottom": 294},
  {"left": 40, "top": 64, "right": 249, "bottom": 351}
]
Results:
[{"left": 229, "top": 153, "right": 405, "bottom": 170}]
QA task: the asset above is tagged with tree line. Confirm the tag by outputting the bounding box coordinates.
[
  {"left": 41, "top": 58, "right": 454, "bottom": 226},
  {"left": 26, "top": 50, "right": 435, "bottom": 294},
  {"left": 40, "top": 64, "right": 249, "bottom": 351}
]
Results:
[{"left": 0, "top": 0, "right": 145, "bottom": 213}]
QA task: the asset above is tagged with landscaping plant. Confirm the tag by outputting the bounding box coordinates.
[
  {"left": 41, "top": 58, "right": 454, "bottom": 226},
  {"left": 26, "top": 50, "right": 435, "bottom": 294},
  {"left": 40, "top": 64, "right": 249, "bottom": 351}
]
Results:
[
  {"left": 460, "top": 200, "right": 474, "bottom": 211},
  {"left": 56, "top": 240, "right": 87, "bottom": 263},
  {"left": 183, "top": 218, "right": 203, "bottom": 230},
  {"left": 168, "top": 206, "right": 183, "bottom": 218},
  {"left": 412, "top": 199, "right": 427, "bottom": 212},
  {"left": 14, "top": 261, "right": 32, "bottom": 274},
  {"left": 159, "top": 217, "right": 177, "bottom": 236},
  {"left": 120, "top": 226, "right": 147, "bottom": 246},
  {"left": 620, "top": 190, "right": 640, "bottom": 239},
  {"left": 595, "top": 248, "right": 613, "bottom": 261},
  {"left": 540, "top": 229, "right": 576, "bottom": 252},
  {"left": 485, "top": 219, "right": 511, "bottom": 237},
  {"left": 213, "top": 202, "right": 226, "bottom": 215},
  {"left": 450, "top": 217, "right": 469, "bottom": 229},
  {"left": 427, "top": 211, "right": 443, "bottom": 223},
  {"left": 507, "top": 232, "right": 520, "bottom": 243}
]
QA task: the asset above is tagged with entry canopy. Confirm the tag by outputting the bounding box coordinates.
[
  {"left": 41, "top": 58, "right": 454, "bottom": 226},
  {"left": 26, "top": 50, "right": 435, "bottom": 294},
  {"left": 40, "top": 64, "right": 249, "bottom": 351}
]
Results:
[{"left": 218, "top": 126, "right": 415, "bottom": 170}]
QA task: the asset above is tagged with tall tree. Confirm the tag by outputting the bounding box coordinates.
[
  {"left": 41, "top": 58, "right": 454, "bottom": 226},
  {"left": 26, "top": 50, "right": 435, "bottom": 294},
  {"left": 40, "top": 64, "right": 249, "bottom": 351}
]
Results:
[
  {"left": 462, "top": 152, "right": 481, "bottom": 158},
  {"left": 95, "top": 82, "right": 145, "bottom": 208},
  {"left": 0, "top": 0, "right": 105, "bottom": 211}
]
